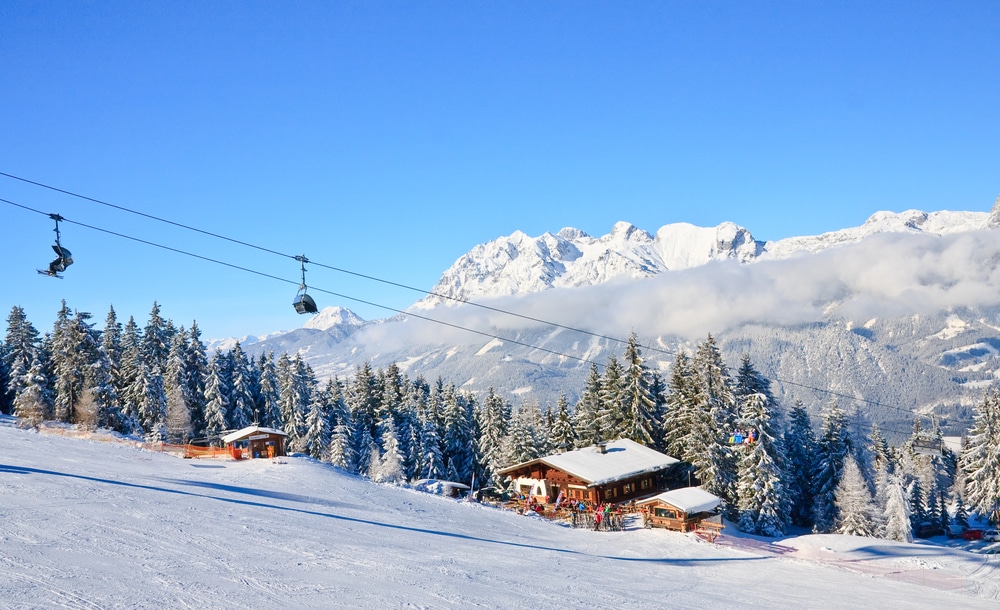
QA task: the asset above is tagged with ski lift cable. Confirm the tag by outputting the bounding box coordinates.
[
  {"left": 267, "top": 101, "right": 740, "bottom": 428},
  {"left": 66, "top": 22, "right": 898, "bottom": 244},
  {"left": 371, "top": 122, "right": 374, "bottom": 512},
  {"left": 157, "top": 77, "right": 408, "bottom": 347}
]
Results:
[
  {"left": 0, "top": 193, "right": 955, "bottom": 422},
  {"left": 0, "top": 198, "right": 604, "bottom": 370},
  {"left": 0, "top": 171, "right": 639, "bottom": 349}
]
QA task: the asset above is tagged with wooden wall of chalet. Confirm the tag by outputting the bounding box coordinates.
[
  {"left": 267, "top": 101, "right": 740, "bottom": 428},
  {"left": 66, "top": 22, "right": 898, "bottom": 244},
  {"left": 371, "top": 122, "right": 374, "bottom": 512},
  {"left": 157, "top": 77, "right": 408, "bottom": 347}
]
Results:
[
  {"left": 226, "top": 431, "right": 286, "bottom": 460},
  {"left": 505, "top": 463, "right": 673, "bottom": 505}
]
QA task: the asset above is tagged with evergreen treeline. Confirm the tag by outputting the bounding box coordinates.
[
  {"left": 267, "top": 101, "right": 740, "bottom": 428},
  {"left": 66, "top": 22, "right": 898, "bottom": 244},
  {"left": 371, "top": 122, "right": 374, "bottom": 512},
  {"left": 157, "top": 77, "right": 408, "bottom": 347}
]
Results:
[{"left": 3, "top": 302, "right": 999, "bottom": 537}]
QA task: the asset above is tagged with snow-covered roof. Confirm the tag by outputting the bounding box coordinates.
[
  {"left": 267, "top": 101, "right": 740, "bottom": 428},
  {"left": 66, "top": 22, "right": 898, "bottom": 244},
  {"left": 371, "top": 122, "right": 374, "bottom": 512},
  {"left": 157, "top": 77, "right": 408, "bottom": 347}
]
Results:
[
  {"left": 221, "top": 425, "right": 288, "bottom": 444},
  {"left": 498, "top": 439, "right": 678, "bottom": 487},
  {"left": 636, "top": 487, "right": 721, "bottom": 514}
]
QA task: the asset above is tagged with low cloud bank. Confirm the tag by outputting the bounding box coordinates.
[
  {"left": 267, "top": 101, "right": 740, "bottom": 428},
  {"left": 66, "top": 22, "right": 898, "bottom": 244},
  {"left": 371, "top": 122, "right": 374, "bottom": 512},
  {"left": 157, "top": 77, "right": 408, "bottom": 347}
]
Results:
[{"left": 358, "top": 230, "right": 1000, "bottom": 349}]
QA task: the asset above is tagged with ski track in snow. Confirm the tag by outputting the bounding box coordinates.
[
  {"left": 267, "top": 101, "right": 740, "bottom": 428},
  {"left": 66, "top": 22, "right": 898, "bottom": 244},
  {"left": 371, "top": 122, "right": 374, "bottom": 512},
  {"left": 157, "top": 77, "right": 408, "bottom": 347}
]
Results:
[{"left": 1, "top": 418, "right": 998, "bottom": 609}]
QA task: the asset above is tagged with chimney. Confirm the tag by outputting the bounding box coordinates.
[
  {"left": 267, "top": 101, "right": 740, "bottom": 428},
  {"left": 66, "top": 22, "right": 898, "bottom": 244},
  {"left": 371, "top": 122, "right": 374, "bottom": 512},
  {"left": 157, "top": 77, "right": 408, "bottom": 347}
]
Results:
[{"left": 596, "top": 442, "right": 607, "bottom": 454}]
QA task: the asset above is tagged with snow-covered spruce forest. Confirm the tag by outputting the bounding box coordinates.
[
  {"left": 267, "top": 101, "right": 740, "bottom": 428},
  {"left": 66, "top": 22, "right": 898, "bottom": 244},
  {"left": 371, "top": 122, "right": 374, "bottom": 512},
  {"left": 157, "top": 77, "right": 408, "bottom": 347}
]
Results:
[{"left": 4, "top": 300, "right": 1000, "bottom": 539}]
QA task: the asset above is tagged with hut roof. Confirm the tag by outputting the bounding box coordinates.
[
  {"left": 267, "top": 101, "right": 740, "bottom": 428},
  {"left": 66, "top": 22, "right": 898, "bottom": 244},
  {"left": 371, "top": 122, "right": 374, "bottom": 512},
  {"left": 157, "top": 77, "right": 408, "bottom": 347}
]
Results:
[
  {"left": 497, "top": 438, "right": 678, "bottom": 487},
  {"left": 636, "top": 487, "right": 722, "bottom": 514},
  {"left": 221, "top": 425, "right": 289, "bottom": 444}
]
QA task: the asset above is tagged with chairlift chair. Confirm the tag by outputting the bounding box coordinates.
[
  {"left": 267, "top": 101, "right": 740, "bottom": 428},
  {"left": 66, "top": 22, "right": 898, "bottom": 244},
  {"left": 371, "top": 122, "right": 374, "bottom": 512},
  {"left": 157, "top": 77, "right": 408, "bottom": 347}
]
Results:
[
  {"left": 292, "top": 254, "right": 318, "bottom": 314},
  {"left": 37, "top": 214, "right": 73, "bottom": 278},
  {"left": 911, "top": 435, "right": 943, "bottom": 457}
]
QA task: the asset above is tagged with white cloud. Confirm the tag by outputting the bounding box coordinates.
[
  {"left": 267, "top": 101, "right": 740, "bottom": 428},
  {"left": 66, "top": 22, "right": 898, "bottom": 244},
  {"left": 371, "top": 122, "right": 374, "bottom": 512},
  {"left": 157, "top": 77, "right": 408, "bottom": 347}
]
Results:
[{"left": 359, "top": 230, "right": 1000, "bottom": 346}]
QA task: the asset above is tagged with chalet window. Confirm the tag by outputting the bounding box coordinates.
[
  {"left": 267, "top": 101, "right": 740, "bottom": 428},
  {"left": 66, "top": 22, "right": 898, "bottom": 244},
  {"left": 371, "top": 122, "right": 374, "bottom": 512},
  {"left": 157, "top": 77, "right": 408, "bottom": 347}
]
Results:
[
  {"left": 604, "top": 489, "right": 613, "bottom": 500},
  {"left": 640, "top": 478, "right": 651, "bottom": 490},
  {"left": 623, "top": 483, "right": 633, "bottom": 494},
  {"left": 654, "top": 508, "right": 678, "bottom": 519}
]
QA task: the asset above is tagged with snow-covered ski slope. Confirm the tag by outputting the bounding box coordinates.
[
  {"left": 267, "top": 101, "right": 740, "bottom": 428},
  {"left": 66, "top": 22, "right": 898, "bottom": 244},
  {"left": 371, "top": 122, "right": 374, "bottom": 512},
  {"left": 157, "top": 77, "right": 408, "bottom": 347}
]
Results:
[{"left": 2, "top": 417, "right": 998, "bottom": 609}]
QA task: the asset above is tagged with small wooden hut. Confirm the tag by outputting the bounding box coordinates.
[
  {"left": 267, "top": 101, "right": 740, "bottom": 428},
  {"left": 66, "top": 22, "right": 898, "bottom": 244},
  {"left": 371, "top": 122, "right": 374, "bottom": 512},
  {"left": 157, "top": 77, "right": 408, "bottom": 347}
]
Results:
[
  {"left": 636, "top": 487, "right": 724, "bottom": 537},
  {"left": 496, "top": 439, "right": 679, "bottom": 505},
  {"left": 221, "top": 425, "right": 288, "bottom": 460}
]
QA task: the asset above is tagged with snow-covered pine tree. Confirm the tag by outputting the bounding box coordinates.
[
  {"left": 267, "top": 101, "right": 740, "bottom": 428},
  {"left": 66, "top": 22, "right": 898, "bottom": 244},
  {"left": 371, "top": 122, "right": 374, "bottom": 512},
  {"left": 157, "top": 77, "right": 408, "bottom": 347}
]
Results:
[
  {"left": 882, "top": 473, "right": 913, "bottom": 542},
  {"left": 255, "top": 352, "right": 282, "bottom": 430},
  {"left": 183, "top": 323, "right": 208, "bottom": 436},
  {"left": 784, "top": 401, "right": 817, "bottom": 527},
  {"left": 227, "top": 342, "right": 254, "bottom": 430},
  {"left": 115, "top": 316, "right": 143, "bottom": 433},
  {"left": 811, "top": 404, "right": 852, "bottom": 533},
  {"left": 549, "top": 394, "right": 577, "bottom": 453},
  {"left": 573, "top": 363, "right": 604, "bottom": 448},
  {"left": 346, "top": 362, "right": 379, "bottom": 463},
  {"left": 735, "top": 391, "right": 788, "bottom": 536},
  {"left": 3, "top": 306, "right": 42, "bottom": 414},
  {"left": 908, "top": 478, "right": 927, "bottom": 531},
  {"left": 140, "top": 302, "right": 171, "bottom": 375},
  {"left": 475, "top": 387, "right": 510, "bottom": 486},
  {"left": 12, "top": 351, "right": 50, "bottom": 428},
  {"left": 164, "top": 330, "right": 192, "bottom": 443},
  {"left": 960, "top": 388, "right": 1000, "bottom": 526},
  {"left": 835, "top": 454, "right": 878, "bottom": 537},
  {"left": 617, "top": 332, "right": 658, "bottom": 446},
  {"left": 662, "top": 351, "right": 697, "bottom": 460},
  {"left": 137, "top": 363, "right": 168, "bottom": 440},
  {"left": 417, "top": 414, "right": 444, "bottom": 480},
  {"left": 372, "top": 416, "right": 405, "bottom": 483},
  {"left": 441, "top": 385, "right": 475, "bottom": 485},
  {"left": 953, "top": 494, "right": 969, "bottom": 528},
  {"left": 50, "top": 303, "right": 98, "bottom": 423},
  {"left": 302, "top": 384, "right": 332, "bottom": 460},
  {"left": 596, "top": 355, "right": 624, "bottom": 441},
  {"left": 202, "top": 354, "right": 229, "bottom": 441},
  {"left": 327, "top": 412, "right": 356, "bottom": 473},
  {"left": 85, "top": 342, "right": 119, "bottom": 431},
  {"left": 693, "top": 334, "right": 737, "bottom": 505}
]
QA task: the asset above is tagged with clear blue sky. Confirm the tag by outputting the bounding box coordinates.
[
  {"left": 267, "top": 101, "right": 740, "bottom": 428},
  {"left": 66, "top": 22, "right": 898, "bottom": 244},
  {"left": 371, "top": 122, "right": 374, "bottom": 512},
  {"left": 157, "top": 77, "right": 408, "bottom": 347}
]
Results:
[{"left": 2, "top": 1, "right": 997, "bottom": 340}]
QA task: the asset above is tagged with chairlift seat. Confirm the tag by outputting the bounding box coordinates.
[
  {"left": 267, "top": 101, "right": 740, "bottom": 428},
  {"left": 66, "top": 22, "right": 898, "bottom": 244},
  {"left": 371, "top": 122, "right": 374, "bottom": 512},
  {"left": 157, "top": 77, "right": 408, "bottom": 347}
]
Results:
[
  {"left": 293, "top": 293, "right": 318, "bottom": 314},
  {"left": 912, "top": 436, "right": 943, "bottom": 456}
]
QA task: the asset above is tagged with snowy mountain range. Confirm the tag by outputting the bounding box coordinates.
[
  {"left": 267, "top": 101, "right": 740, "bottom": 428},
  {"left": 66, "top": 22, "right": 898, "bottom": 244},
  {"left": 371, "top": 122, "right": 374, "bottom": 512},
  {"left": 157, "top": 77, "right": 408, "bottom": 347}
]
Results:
[{"left": 237, "top": 196, "right": 1000, "bottom": 438}]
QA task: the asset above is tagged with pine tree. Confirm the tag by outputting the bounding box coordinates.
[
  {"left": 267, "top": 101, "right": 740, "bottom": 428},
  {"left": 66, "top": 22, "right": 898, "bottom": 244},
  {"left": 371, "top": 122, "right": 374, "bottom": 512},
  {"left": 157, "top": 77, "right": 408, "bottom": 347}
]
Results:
[
  {"left": 140, "top": 302, "right": 170, "bottom": 374},
  {"left": 183, "top": 323, "right": 209, "bottom": 437},
  {"left": 86, "top": 343, "right": 120, "bottom": 431},
  {"left": 784, "top": 401, "right": 817, "bottom": 527},
  {"left": 475, "top": 387, "right": 510, "bottom": 486},
  {"left": 662, "top": 351, "right": 697, "bottom": 460},
  {"left": 256, "top": 352, "right": 282, "bottom": 429},
  {"left": 693, "top": 334, "right": 737, "bottom": 504},
  {"left": 202, "top": 355, "right": 229, "bottom": 440},
  {"left": 618, "top": 332, "right": 658, "bottom": 446},
  {"left": 50, "top": 303, "right": 98, "bottom": 423},
  {"left": 113, "top": 317, "right": 138, "bottom": 429},
  {"left": 441, "top": 385, "right": 475, "bottom": 484},
  {"left": 227, "top": 342, "right": 254, "bottom": 430},
  {"left": 811, "top": 404, "right": 852, "bottom": 533},
  {"left": 302, "top": 385, "right": 332, "bottom": 460},
  {"left": 549, "top": 395, "right": 577, "bottom": 452},
  {"left": 2, "top": 306, "right": 42, "bottom": 414},
  {"left": 960, "top": 389, "right": 1000, "bottom": 525},
  {"left": 327, "top": 414, "right": 356, "bottom": 473},
  {"left": 835, "top": 454, "right": 878, "bottom": 537},
  {"left": 417, "top": 414, "right": 444, "bottom": 480},
  {"left": 882, "top": 474, "right": 913, "bottom": 542},
  {"left": 12, "top": 352, "right": 50, "bottom": 428},
  {"left": 908, "top": 478, "right": 927, "bottom": 531},
  {"left": 596, "top": 355, "right": 624, "bottom": 440},
  {"left": 573, "top": 363, "right": 604, "bottom": 447},
  {"left": 953, "top": 494, "right": 969, "bottom": 528},
  {"left": 371, "top": 417, "right": 405, "bottom": 484},
  {"left": 164, "top": 330, "right": 192, "bottom": 443},
  {"left": 735, "top": 391, "right": 788, "bottom": 536}
]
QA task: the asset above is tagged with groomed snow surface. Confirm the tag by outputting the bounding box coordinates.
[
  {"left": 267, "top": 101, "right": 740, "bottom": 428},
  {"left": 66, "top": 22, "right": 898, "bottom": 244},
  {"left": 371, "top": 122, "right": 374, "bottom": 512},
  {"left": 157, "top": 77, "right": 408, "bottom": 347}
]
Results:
[{"left": 2, "top": 417, "right": 998, "bottom": 609}]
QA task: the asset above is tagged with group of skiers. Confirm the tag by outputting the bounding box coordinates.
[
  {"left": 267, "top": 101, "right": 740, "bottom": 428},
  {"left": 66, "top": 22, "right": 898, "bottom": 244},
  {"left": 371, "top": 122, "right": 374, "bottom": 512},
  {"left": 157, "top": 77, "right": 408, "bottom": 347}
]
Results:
[{"left": 730, "top": 428, "right": 758, "bottom": 445}]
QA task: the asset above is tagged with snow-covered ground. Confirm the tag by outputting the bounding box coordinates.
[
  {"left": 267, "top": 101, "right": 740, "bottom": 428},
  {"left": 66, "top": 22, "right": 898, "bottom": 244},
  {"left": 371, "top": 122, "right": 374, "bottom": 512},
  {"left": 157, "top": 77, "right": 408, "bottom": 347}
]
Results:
[{"left": 2, "top": 416, "right": 998, "bottom": 609}]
